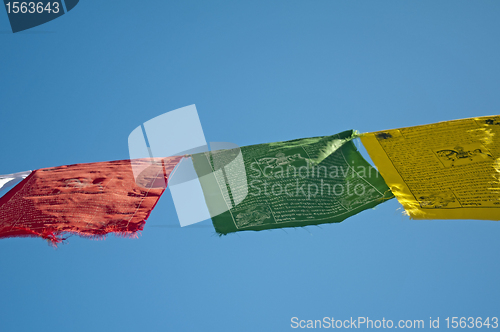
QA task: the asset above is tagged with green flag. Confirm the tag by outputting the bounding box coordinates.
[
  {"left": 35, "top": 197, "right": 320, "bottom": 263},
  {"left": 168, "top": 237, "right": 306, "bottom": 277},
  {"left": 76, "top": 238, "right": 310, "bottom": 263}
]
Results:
[{"left": 192, "top": 130, "right": 393, "bottom": 234}]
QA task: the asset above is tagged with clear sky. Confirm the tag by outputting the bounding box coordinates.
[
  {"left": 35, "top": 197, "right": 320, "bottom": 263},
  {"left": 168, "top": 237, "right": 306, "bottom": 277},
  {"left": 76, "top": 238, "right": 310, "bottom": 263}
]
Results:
[{"left": 1, "top": 1, "right": 500, "bottom": 331}]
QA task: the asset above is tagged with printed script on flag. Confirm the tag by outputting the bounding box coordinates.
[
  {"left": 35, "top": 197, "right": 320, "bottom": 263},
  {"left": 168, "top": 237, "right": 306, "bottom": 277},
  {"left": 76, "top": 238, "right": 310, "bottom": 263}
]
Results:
[
  {"left": 361, "top": 115, "right": 500, "bottom": 220},
  {"left": 192, "top": 130, "right": 393, "bottom": 234},
  {"left": 0, "top": 157, "right": 182, "bottom": 245}
]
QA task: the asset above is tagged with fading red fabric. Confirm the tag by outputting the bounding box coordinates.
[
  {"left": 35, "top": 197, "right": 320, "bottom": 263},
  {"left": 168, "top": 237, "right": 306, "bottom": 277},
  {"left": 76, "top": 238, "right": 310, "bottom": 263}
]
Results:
[{"left": 0, "top": 157, "right": 182, "bottom": 245}]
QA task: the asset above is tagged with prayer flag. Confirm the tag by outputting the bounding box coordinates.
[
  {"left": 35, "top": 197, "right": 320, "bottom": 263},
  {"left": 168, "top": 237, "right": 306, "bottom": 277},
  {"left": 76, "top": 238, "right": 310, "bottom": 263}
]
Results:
[
  {"left": 360, "top": 115, "right": 500, "bottom": 220},
  {"left": 0, "top": 157, "right": 181, "bottom": 245},
  {"left": 192, "top": 130, "right": 393, "bottom": 234}
]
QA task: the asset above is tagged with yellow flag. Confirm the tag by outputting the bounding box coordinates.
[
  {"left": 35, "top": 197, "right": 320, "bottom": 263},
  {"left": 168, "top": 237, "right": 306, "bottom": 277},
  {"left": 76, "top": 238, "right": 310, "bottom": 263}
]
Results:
[{"left": 361, "top": 115, "right": 500, "bottom": 220}]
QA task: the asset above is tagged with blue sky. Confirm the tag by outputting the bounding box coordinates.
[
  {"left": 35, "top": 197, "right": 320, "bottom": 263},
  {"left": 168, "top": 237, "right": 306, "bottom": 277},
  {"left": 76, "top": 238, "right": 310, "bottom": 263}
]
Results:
[{"left": 1, "top": 1, "right": 500, "bottom": 331}]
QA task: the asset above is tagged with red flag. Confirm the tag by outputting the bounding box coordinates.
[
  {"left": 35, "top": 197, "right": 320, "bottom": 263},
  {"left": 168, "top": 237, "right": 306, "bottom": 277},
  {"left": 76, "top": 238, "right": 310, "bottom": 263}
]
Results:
[{"left": 0, "top": 157, "right": 182, "bottom": 246}]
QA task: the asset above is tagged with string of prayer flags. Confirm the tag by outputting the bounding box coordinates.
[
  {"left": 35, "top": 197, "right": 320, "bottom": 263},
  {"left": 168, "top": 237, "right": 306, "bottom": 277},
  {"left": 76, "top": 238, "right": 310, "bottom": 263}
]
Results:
[{"left": 2, "top": 114, "right": 499, "bottom": 246}]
